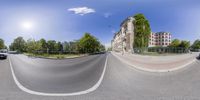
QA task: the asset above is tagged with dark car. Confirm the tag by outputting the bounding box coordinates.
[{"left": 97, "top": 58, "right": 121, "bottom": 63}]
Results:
[{"left": 198, "top": 53, "right": 200, "bottom": 59}]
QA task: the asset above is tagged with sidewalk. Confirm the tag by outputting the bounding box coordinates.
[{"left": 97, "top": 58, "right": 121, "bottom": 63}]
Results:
[{"left": 112, "top": 51, "right": 199, "bottom": 72}]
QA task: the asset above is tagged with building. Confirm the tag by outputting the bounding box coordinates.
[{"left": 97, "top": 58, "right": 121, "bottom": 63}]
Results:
[
  {"left": 111, "top": 16, "right": 172, "bottom": 53},
  {"left": 149, "top": 32, "right": 172, "bottom": 47},
  {"left": 111, "top": 17, "right": 135, "bottom": 53}
]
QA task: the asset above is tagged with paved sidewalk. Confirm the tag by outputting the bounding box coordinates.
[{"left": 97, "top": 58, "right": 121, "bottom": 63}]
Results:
[{"left": 112, "top": 52, "right": 199, "bottom": 72}]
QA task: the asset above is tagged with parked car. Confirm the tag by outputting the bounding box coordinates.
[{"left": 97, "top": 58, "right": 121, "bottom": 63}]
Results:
[
  {"left": 0, "top": 49, "right": 8, "bottom": 59},
  {"left": 198, "top": 53, "right": 200, "bottom": 59}
]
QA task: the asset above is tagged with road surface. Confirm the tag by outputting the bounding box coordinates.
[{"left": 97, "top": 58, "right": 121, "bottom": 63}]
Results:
[
  {"left": 9, "top": 54, "right": 107, "bottom": 94},
  {"left": 0, "top": 53, "right": 200, "bottom": 100}
]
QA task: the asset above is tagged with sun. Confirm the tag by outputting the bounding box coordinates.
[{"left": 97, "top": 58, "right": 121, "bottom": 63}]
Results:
[{"left": 21, "top": 21, "right": 34, "bottom": 30}]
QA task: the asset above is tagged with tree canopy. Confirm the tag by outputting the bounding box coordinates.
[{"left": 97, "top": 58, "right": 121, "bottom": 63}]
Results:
[
  {"left": 191, "top": 39, "right": 200, "bottom": 49},
  {"left": 26, "top": 39, "right": 41, "bottom": 53},
  {"left": 133, "top": 13, "right": 151, "bottom": 48},
  {"left": 0, "top": 38, "right": 5, "bottom": 49},
  {"left": 9, "top": 37, "right": 26, "bottom": 52},
  {"left": 8, "top": 33, "right": 105, "bottom": 54},
  {"left": 47, "top": 40, "right": 57, "bottom": 52},
  {"left": 77, "top": 33, "right": 101, "bottom": 53},
  {"left": 179, "top": 40, "right": 190, "bottom": 49},
  {"left": 169, "top": 39, "right": 181, "bottom": 47},
  {"left": 38, "top": 38, "right": 47, "bottom": 51},
  {"left": 169, "top": 39, "right": 190, "bottom": 49},
  {"left": 55, "top": 41, "right": 63, "bottom": 52}
]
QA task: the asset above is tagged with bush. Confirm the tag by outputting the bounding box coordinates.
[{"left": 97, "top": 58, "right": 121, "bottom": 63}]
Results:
[{"left": 56, "top": 55, "right": 65, "bottom": 59}]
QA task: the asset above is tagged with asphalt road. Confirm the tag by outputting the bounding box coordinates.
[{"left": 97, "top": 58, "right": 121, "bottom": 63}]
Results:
[
  {"left": 0, "top": 53, "right": 200, "bottom": 100},
  {"left": 9, "top": 54, "right": 107, "bottom": 94}
]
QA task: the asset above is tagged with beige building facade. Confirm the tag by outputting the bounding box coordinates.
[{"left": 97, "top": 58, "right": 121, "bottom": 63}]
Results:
[{"left": 111, "top": 17, "right": 135, "bottom": 53}]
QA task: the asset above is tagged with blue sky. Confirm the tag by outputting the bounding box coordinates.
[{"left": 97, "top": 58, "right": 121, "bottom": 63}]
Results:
[{"left": 0, "top": 0, "right": 200, "bottom": 47}]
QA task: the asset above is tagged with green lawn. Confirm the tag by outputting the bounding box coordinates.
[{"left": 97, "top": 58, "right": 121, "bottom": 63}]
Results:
[{"left": 24, "top": 53, "right": 86, "bottom": 59}]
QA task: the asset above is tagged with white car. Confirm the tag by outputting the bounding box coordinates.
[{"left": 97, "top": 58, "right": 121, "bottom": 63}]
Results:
[{"left": 0, "top": 50, "right": 8, "bottom": 59}]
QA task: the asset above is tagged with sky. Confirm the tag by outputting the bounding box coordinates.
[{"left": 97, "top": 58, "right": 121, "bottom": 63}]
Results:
[{"left": 0, "top": 0, "right": 200, "bottom": 47}]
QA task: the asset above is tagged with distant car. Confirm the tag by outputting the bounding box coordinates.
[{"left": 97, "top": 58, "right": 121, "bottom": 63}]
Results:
[
  {"left": 198, "top": 53, "right": 200, "bottom": 59},
  {"left": 0, "top": 49, "right": 8, "bottom": 59}
]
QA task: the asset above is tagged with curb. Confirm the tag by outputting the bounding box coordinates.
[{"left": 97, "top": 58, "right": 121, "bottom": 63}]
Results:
[
  {"left": 25, "top": 54, "right": 89, "bottom": 60},
  {"left": 24, "top": 53, "right": 106, "bottom": 60},
  {"left": 112, "top": 52, "right": 197, "bottom": 73}
]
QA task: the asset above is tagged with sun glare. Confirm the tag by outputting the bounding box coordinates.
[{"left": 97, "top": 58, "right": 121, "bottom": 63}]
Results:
[{"left": 21, "top": 21, "right": 34, "bottom": 30}]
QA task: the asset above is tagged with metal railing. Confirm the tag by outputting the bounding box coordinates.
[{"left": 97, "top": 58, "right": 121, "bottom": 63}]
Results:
[{"left": 133, "top": 47, "right": 190, "bottom": 54}]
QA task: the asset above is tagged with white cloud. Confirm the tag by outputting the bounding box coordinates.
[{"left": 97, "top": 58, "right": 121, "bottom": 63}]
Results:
[
  {"left": 68, "top": 7, "right": 95, "bottom": 16},
  {"left": 104, "top": 13, "right": 112, "bottom": 18}
]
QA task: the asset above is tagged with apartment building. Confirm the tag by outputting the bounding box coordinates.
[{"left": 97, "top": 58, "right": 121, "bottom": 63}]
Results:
[
  {"left": 149, "top": 32, "right": 172, "bottom": 47},
  {"left": 111, "top": 16, "right": 172, "bottom": 53},
  {"left": 111, "top": 17, "right": 135, "bottom": 53}
]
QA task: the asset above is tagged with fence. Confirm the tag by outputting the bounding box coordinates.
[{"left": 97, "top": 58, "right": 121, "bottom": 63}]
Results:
[
  {"left": 190, "top": 49, "right": 200, "bottom": 52},
  {"left": 133, "top": 47, "right": 190, "bottom": 54}
]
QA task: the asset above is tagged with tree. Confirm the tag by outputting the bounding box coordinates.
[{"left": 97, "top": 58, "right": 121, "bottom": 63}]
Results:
[
  {"left": 78, "top": 33, "right": 100, "bottom": 53},
  {"left": 69, "top": 41, "right": 78, "bottom": 53},
  {"left": 47, "top": 40, "right": 57, "bottom": 53},
  {"left": 107, "top": 47, "right": 112, "bottom": 51},
  {"left": 26, "top": 39, "right": 41, "bottom": 53},
  {"left": 133, "top": 13, "right": 151, "bottom": 48},
  {"left": 179, "top": 41, "right": 190, "bottom": 49},
  {"left": 191, "top": 39, "right": 200, "bottom": 49},
  {"left": 55, "top": 41, "right": 63, "bottom": 52},
  {"left": 63, "top": 41, "right": 70, "bottom": 52},
  {"left": 38, "top": 38, "right": 47, "bottom": 52},
  {"left": 99, "top": 44, "right": 106, "bottom": 52},
  {"left": 4, "top": 46, "right": 7, "bottom": 49},
  {"left": 169, "top": 39, "right": 181, "bottom": 47},
  {"left": 9, "top": 37, "right": 26, "bottom": 52},
  {"left": 0, "top": 38, "right": 5, "bottom": 49}
]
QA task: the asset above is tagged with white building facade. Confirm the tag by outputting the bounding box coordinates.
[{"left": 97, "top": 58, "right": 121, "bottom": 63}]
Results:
[{"left": 149, "top": 32, "right": 172, "bottom": 47}]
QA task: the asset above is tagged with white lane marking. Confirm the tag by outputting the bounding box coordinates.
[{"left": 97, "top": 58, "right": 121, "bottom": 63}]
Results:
[
  {"left": 9, "top": 54, "right": 108, "bottom": 96},
  {"left": 112, "top": 52, "right": 197, "bottom": 73}
]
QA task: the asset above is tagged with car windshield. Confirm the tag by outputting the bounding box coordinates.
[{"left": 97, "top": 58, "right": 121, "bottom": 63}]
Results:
[{"left": 0, "top": 0, "right": 200, "bottom": 100}]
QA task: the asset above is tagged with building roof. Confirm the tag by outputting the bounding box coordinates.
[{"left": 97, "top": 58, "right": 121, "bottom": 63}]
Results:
[
  {"left": 155, "top": 32, "right": 170, "bottom": 34},
  {"left": 120, "top": 16, "right": 134, "bottom": 27}
]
